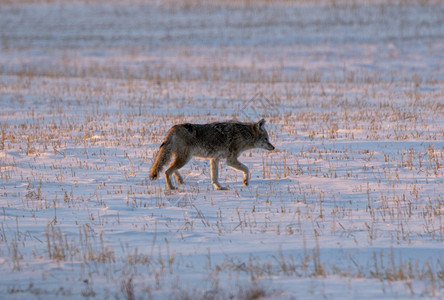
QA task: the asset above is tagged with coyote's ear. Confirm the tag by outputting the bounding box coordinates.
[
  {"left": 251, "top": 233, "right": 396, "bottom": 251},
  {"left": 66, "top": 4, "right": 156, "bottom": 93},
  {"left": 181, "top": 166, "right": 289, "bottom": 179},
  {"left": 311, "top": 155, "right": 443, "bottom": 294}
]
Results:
[{"left": 257, "top": 119, "right": 266, "bottom": 130}]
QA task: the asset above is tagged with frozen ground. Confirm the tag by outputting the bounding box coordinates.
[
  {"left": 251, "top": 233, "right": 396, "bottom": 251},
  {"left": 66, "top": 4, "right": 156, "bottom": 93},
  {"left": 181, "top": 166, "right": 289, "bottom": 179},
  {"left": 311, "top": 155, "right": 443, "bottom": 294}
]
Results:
[{"left": 0, "top": 0, "right": 443, "bottom": 299}]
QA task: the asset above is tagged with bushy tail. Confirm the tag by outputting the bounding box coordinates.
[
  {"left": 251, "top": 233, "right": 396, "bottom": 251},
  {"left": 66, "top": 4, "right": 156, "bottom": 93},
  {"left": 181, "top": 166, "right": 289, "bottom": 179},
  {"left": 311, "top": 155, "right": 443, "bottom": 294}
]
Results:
[{"left": 150, "top": 142, "right": 172, "bottom": 180}]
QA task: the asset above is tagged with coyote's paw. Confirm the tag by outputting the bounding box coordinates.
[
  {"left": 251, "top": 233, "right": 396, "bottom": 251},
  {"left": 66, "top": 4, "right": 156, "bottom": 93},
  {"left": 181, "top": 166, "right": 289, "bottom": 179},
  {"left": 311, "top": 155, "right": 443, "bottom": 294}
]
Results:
[
  {"left": 243, "top": 179, "right": 249, "bottom": 186},
  {"left": 166, "top": 185, "right": 179, "bottom": 191},
  {"left": 213, "top": 183, "right": 229, "bottom": 190}
]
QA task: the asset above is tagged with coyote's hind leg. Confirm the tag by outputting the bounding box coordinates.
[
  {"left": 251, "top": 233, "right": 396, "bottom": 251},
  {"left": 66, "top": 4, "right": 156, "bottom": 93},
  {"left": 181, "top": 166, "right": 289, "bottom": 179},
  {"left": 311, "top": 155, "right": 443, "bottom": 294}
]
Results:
[
  {"left": 165, "top": 154, "right": 190, "bottom": 190},
  {"left": 174, "top": 171, "right": 184, "bottom": 184}
]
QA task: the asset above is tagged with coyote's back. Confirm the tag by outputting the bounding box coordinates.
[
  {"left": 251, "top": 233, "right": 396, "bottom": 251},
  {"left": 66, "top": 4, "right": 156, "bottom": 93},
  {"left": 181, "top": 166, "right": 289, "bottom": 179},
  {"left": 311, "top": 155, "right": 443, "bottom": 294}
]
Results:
[{"left": 150, "top": 119, "right": 275, "bottom": 190}]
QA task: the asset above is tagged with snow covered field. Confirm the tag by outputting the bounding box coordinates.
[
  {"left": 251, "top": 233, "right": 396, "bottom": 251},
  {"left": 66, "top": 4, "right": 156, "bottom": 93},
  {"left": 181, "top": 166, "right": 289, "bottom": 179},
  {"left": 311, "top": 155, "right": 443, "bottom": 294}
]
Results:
[{"left": 1, "top": 0, "right": 443, "bottom": 299}]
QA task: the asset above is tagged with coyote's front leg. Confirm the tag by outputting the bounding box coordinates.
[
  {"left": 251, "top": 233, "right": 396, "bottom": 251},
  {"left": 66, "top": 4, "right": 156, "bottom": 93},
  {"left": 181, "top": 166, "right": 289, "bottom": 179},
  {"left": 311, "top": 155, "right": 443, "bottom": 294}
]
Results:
[
  {"left": 210, "top": 158, "right": 228, "bottom": 190},
  {"left": 227, "top": 157, "right": 249, "bottom": 186}
]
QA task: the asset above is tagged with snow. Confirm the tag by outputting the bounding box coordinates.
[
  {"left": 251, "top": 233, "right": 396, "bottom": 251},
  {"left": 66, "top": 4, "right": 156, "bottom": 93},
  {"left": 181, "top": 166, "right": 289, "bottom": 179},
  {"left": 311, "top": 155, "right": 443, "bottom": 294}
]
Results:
[{"left": 0, "top": 0, "right": 444, "bottom": 299}]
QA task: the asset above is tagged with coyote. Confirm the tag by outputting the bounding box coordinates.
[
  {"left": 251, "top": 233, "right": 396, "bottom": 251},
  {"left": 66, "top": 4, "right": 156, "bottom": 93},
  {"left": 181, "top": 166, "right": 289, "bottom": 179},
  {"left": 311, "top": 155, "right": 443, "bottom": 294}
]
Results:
[{"left": 150, "top": 119, "right": 275, "bottom": 190}]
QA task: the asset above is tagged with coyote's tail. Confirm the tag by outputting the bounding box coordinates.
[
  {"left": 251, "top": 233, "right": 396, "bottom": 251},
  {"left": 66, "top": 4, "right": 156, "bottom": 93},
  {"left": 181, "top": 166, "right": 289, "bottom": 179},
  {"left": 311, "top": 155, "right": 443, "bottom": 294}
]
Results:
[{"left": 150, "top": 141, "right": 172, "bottom": 180}]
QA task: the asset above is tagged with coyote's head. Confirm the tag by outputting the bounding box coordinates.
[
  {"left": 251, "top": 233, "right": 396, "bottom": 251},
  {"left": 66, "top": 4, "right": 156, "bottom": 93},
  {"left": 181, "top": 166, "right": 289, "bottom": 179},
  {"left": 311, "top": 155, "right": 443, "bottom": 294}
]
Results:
[{"left": 253, "top": 119, "right": 275, "bottom": 151}]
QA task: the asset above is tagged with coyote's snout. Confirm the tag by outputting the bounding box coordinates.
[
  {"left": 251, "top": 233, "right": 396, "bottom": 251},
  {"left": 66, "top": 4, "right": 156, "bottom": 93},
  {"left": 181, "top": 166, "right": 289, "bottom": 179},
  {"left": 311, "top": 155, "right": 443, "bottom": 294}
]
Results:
[{"left": 150, "top": 119, "right": 275, "bottom": 190}]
